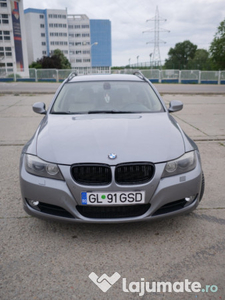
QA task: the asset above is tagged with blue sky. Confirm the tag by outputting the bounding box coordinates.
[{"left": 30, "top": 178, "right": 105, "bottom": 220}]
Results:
[{"left": 23, "top": 0, "right": 225, "bottom": 66}]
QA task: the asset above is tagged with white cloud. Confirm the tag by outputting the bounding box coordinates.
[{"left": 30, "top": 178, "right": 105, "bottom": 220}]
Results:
[{"left": 23, "top": 0, "right": 225, "bottom": 66}]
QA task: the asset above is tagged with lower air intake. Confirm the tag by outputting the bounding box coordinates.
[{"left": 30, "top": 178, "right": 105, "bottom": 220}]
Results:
[{"left": 76, "top": 204, "right": 151, "bottom": 219}]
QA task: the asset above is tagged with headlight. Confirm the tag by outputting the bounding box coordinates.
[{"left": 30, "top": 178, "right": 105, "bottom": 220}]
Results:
[
  {"left": 162, "top": 151, "right": 196, "bottom": 178},
  {"left": 25, "top": 154, "right": 64, "bottom": 180}
]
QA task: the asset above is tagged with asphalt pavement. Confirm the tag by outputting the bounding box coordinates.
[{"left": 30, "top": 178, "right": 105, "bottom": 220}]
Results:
[
  {"left": 0, "top": 85, "right": 225, "bottom": 300},
  {"left": 0, "top": 81, "right": 225, "bottom": 95}
]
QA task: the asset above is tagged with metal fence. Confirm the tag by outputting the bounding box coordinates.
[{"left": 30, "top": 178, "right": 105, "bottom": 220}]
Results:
[
  {"left": 0, "top": 67, "right": 111, "bottom": 82},
  {"left": 141, "top": 70, "right": 225, "bottom": 84},
  {"left": 180, "top": 70, "right": 200, "bottom": 83},
  {"left": 0, "top": 67, "right": 225, "bottom": 84},
  {"left": 33, "top": 67, "right": 111, "bottom": 82},
  {"left": 112, "top": 69, "right": 225, "bottom": 84}
]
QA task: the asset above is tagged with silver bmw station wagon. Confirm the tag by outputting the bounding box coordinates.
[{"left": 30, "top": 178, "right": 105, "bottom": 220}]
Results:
[{"left": 20, "top": 72, "right": 204, "bottom": 223}]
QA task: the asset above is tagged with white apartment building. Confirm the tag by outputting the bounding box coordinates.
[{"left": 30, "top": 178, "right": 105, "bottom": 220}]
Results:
[
  {"left": 0, "top": 0, "right": 29, "bottom": 77},
  {"left": 24, "top": 9, "right": 111, "bottom": 70},
  {"left": 67, "top": 14, "right": 92, "bottom": 68},
  {"left": 0, "top": 2, "right": 111, "bottom": 78},
  {"left": 24, "top": 8, "right": 69, "bottom": 64},
  {"left": 24, "top": 9, "right": 94, "bottom": 68}
]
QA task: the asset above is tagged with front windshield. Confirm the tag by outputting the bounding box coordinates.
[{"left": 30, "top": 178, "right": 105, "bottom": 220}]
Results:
[{"left": 51, "top": 81, "right": 164, "bottom": 114}]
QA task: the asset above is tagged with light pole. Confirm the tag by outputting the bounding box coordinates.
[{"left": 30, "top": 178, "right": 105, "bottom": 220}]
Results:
[
  {"left": 137, "top": 55, "right": 139, "bottom": 67},
  {"left": 90, "top": 42, "right": 98, "bottom": 73},
  {"left": 149, "top": 53, "right": 152, "bottom": 69},
  {"left": 91, "top": 42, "right": 98, "bottom": 47},
  {"left": 129, "top": 58, "right": 131, "bottom": 67}
]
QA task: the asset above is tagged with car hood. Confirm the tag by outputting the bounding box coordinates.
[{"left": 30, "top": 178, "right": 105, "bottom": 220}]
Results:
[{"left": 36, "top": 113, "right": 185, "bottom": 165}]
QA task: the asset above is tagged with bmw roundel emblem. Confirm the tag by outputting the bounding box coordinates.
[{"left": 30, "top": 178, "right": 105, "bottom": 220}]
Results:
[{"left": 108, "top": 153, "right": 117, "bottom": 160}]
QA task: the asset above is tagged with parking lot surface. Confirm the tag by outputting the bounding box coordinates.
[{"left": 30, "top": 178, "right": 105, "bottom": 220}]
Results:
[
  {"left": 0, "top": 81, "right": 225, "bottom": 95},
  {"left": 0, "top": 88, "right": 225, "bottom": 300}
]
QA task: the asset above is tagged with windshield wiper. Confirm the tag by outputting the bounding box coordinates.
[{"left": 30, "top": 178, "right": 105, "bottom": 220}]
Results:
[{"left": 88, "top": 110, "right": 134, "bottom": 114}]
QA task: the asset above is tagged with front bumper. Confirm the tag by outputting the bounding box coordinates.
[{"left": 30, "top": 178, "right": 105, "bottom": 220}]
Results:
[{"left": 20, "top": 154, "right": 203, "bottom": 223}]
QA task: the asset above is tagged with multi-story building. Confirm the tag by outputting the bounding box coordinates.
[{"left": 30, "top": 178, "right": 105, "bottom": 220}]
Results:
[
  {"left": 67, "top": 14, "right": 91, "bottom": 68},
  {"left": 90, "top": 19, "right": 112, "bottom": 68},
  {"left": 24, "top": 8, "right": 69, "bottom": 64},
  {"left": 24, "top": 9, "right": 112, "bottom": 71},
  {"left": 0, "top": 0, "right": 29, "bottom": 77}
]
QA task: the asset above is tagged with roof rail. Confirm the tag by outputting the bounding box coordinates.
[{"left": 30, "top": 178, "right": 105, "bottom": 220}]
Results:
[
  {"left": 133, "top": 71, "right": 149, "bottom": 83},
  {"left": 66, "top": 71, "right": 78, "bottom": 83}
]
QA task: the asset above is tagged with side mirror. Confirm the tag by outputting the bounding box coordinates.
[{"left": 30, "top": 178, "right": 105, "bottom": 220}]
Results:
[
  {"left": 33, "top": 102, "right": 46, "bottom": 114},
  {"left": 168, "top": 100, "right": 183, "bottom": 113}
]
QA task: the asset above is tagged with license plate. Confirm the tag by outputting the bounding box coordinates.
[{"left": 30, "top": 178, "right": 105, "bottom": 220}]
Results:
[{"left": 81, "top": 191, "right": 145, "bottom": 205}]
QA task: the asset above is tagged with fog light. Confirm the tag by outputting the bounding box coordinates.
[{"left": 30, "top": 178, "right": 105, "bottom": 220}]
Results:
[
  {"left": 30, "top": 200, "right": 39, "bottom": 206},
  {"left": 27, "top": 199, "right": 40, "bottom": 210},
  {"left": 185, "top": 196, "right": 195, "bottom": 202}
]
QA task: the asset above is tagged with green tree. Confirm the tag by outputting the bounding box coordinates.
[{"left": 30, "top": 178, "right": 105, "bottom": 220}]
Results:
[
  {"left": 53, "top": 49, "right": 71, "bottom": 69},
  {"left": 29, "top": 49, "right": 71, "bottom": 69},
  {"left": 29, "top": 61, "right": 42, "bottom": 69},
  {"left": 164, "top": 40, "right": 197, "bottom": 69},
  {"left": 187, "top": 49, "right": 213, "bottom": 70},
  {"left": 37, "top": 55, "right": 61, "bottom": 69},
  {"left": 209, "top": 19, "right": 225, "bottom": 70}
]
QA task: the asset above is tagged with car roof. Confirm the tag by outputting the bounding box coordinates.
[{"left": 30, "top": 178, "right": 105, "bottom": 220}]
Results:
[{"left": 69, "top": 73, "right": 144, "bottom": 83}]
